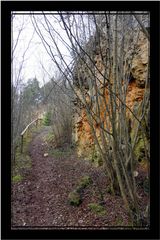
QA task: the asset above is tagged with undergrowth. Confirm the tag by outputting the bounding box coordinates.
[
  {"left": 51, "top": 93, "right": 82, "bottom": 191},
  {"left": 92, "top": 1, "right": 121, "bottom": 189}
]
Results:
[
  {"left": 49, "top": 145, "right": 74, "bottom": 158},
  {"left": 88, "top": 203, "right": 106, "bottom": 216},
  {"left": 44, "top": 132, "right": 54, "bottom": 143},
  {"left": 12, "top": 174, "right": 23, "bottom": 183},
  {"left": 43, "top": 111, "right": 52, "bottom": 126},
  {"left": 12, "top": 124, "right": 43, "bottom": 183},
  {"left": 68, "top": 175, "right": 93, "bottom": 206}
]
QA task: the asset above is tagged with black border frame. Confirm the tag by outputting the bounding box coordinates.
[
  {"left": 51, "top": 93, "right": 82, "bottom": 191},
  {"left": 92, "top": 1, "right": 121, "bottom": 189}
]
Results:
[{"left": 1, "top": 1, "right": 160, "bottom": 239}]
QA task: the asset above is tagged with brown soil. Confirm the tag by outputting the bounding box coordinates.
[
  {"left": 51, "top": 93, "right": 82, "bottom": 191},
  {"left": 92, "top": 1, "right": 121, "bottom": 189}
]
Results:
[{"left": 11, "top": 127, "right": 148, "bottom": 229}]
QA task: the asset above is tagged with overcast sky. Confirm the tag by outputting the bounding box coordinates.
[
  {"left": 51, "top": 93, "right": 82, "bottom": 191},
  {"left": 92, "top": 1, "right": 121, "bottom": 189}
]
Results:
[
  {"left": 12, "top": 12, "right": 72, "bottom": 87},
  {"left": 12, "top": 11, "right": 149, "bottom": 89}
]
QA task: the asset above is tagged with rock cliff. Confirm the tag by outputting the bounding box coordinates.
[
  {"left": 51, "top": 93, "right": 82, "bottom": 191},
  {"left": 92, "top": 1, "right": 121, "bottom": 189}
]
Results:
[{"left": 72, "top": 30, "right": 149, "bottom": 166}]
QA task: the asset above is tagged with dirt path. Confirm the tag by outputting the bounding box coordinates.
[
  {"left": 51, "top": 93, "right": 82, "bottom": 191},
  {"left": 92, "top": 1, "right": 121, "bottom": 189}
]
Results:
[{"left": 12, "top": 127, "right": 130, "bottom": 228}]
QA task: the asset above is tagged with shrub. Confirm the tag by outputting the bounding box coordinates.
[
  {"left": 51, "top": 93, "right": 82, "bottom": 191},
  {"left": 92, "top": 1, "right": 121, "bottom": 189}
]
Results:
[{"left": 43, "top": 112, "right": 52, "bottom": 126}]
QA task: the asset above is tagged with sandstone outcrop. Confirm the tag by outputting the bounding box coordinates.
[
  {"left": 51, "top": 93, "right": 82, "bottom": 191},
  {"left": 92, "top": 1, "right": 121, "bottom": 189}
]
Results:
[{"left": 72, "top": 30, "right": 149, "bottom": 165}]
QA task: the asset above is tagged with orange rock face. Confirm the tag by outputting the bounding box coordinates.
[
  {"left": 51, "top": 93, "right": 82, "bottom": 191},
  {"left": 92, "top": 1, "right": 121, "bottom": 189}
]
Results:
[
  {"left": 126, "top": 82, "right": 145, "bottom": 111},
  {"left": 73, "top": 30, "right": 149, "bottom": 159}
]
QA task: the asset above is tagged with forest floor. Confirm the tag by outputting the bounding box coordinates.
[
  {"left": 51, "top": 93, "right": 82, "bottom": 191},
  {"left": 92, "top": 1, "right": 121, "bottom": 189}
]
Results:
[{"left": 11, "top": 126, "right": 149, "bottom": 229}]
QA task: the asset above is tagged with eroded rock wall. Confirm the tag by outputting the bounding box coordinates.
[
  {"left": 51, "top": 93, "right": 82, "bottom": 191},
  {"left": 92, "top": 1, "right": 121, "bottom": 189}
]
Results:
[{"left": 72, "top": 30, "right": 149, "bottom": 162}]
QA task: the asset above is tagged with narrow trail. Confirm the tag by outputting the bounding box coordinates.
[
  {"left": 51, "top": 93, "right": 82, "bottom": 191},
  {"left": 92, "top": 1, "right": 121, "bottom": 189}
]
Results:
[{"left": 12, "top": 127, "right": 129, "bottom": 228}]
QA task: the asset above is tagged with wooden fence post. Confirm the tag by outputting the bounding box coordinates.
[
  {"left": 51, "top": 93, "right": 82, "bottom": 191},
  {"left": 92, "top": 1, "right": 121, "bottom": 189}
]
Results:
[
  {"left": 20, "top": 118, "right": 41, "bottom": 154},
  {"left": 21, "top": 135, "right": 23, "bottom": 154}
]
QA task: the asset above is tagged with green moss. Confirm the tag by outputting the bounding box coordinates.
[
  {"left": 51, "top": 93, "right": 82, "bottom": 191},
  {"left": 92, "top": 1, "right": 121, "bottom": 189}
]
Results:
[
  {"left": 13, "top": 127, "right": 36, "bottom": 182},
  {"left": 91, "top": 149, "right": 103, "bottom": 167},
  {"left": 12, "top": 174, "right": 23, "bottom": 183},
  {"left": 88, "top": 203, "right": 106, "bottom": 216},
  {"left": 77, "top": 176, "right": 93, "bottom": 190},
  {"left": 134, "top": 137, "right": 146, "bottom": 162},
  {"left": 15, "top": 153, "right": 32, "bottom": 169},
  {"left": 68, "top": 176, "right": 92, "bottom": 206},
  {"left": 68, "top": 190, "right": 82, "bottom": 206},
  {"left": 131, "top": 117, "right": 149, "bottom": 163},
  {"left": 131, "top": 101, "right": 149, "bottom": 161}
]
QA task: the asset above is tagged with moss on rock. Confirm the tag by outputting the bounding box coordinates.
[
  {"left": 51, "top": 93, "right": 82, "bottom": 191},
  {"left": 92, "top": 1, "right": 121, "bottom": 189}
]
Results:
[
  {"left": 134, "top": 137, "right": 145, "bottom": 161},
  {"left": 68, "top": 190, "right": 82, "bottom": 206},
  {"left": 131, "top": 111, "right": 149, "bottom": 164},
  {"left": 68, "top": 176, "right": 93, "bottom": 206},
  {"left": 77, "top": 176, "right": 93, "bottom": 190}
]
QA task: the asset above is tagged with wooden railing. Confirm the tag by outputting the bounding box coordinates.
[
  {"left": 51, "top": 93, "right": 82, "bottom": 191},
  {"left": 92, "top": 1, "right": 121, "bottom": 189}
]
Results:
[{"left": 20, "top": 118, "right": 43, "bottom": 153}]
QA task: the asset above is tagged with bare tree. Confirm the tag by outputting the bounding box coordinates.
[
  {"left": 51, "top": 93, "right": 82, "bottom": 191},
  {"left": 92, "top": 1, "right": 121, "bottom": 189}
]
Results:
[
  {"left": 30, "top": 11, "right": 150, "bottom": 226},
  {"left": 11, "top": 14, "right": 36, "bottom": 169}
]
